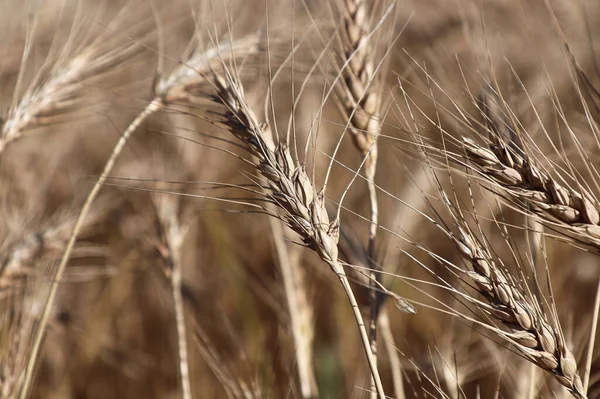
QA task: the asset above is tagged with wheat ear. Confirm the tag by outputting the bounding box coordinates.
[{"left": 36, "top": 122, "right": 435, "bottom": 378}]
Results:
[
  {"left": 1, "top": 227, "right": 64, "bottom": 292},
  {"left": 439, "top": 191, "right": 586, "bottom": 399},
  {"left": 462, "top": 135, "right": 600, "bottom": 245},
  {"left": 461, "top": 96, "right": 600, "bottom": 251},
  {"left": 337, "top": 0, "right": 382, "bottom": 385},
  {"left": 161, "top": 34, "right": 320, "bottom": 395},
  {"left": 0, "top": 10, "right": 142, "bottom": 154},
  {"left": 201, "top": 68, "right": 385, "bottom": 398},
  {"left": 155, "top": 35, "right": 263, "bottom": 103},
  {"left": 0, "top": 208, "right": 107, "bottom": 291},
  {"left": 159, "top": 40, "right": 316, "bottom": 394}
]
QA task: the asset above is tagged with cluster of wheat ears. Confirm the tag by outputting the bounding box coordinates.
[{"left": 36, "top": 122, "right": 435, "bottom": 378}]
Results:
[{"left": 3, "top": 0, "right": 600, "bottom": 398}]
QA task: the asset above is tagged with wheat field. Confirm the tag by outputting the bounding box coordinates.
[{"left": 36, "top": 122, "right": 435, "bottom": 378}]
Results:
[{"left": 2, "top": 0, "right": 600, "bottom": 398}]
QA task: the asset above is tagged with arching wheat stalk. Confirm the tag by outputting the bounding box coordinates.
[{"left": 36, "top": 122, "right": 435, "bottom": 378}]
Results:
[{"left": 199, "top": 68, "right": 386, "bottom": 397}]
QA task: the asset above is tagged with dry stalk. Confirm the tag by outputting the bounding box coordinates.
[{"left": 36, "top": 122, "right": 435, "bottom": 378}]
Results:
[
  {"left": 379, "top": 166, "right": 433, "bottom": 399},
  {"left": 441, "top": 192, "right": 585, "bottom": 398},
  {"left": 193, "top": 321, "right": 261, "bottom": 398},
  {"left": 0, "top": 228, "right": 57, "bottom": 398},
  {"left": 462, "top": 97, "right": 600, "bottom": 251},
  {"left": 199, "top": 68, "right": 385, "bottom": 397},
  {"left": 162, "top": 35, "right": 318, "bottom": 398},
  {"left": 583, "top": 278, "right": 600, "bottom": 394},
  {"left": 152, "top": 191, "right": 192, "bottom": 399},
  {"left": 336, "top": 203, "right": 414, "bottom": 399},
  {"left": 336, "top": 0, "right": 382, "bottom": 388}
]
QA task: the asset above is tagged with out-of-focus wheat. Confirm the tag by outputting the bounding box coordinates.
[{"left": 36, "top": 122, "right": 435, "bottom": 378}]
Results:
[
  {"left": 336, "top": 1, "right": 383, "bottom": 386},
  {"left": 152, "top": 190, "right": 192, "bottom": 399},
  {"left": 0, "top": 6, "right": 144, "bottom": 154},
  {"left": 18, "top": 32, "right": 267, "bottom": 399},
  {"left": 0, "top": 205, "right": 107, "bottom": 399}
]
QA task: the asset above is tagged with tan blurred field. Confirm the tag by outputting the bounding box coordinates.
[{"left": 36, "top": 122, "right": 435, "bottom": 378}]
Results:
[{"left": 2, "top": 0, "right": 600, "bottom": 398}]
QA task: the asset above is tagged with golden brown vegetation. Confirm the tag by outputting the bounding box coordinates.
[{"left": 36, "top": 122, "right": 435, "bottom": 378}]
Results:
[{"left": 2, "top": 0, "right": 600, "bottom": 398}]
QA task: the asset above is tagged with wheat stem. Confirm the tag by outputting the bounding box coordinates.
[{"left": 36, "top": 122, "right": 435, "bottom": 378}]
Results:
[
  {"left": 337, "top": 266, "right": 385, "bottom": 398},
  {"left": 196, "top": 69, "right": 386, "bottom": 398}
]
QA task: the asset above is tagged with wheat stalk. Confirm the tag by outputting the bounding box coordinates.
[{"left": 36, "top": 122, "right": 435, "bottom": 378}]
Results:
[
  {"left": 196, "top": 67, "right": 386, "bottom": 397},
  {"left": 0, "top": 230, "right": 44, "bottom": 399},
  {"left": 1, "top": 294, "right": 34, "bottom": 399},
  {"left": 17, "top": 98, "right": 161, "bottom": 399},
  {"left": 158, "top": 40, "right": 320, "bottom": 397}
]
